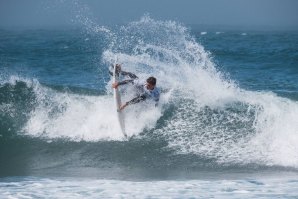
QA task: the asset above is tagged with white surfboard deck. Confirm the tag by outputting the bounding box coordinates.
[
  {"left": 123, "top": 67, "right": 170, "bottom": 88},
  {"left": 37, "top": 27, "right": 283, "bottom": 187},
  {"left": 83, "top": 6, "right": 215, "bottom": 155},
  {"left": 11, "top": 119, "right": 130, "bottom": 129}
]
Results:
[{"left": 113, "top": 65, "right": 127, "bottom": 138}]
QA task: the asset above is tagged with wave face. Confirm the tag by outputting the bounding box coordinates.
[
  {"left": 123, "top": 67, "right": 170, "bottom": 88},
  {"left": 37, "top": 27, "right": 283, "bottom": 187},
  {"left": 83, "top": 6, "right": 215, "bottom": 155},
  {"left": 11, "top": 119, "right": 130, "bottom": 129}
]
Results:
[
  {"left": 1, "top": 17, "right": 298, "bottom": 178},
  {"left": 102, "top": 16, "right": 298, "bottom": 168}
]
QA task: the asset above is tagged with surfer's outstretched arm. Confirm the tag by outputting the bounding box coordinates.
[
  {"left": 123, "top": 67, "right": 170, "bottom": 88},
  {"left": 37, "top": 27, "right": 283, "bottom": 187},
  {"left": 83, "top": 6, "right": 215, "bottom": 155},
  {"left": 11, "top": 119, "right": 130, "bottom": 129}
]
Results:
[{"left": 112, "top": 79, "right": 136, "bottom": 88}]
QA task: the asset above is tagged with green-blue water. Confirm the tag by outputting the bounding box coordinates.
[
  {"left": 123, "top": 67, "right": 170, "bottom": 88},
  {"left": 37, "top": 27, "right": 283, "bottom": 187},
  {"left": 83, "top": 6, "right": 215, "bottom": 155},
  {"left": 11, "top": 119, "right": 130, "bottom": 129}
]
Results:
[{"left": 1, "top": 17, "right": 298, "bottom": 198}]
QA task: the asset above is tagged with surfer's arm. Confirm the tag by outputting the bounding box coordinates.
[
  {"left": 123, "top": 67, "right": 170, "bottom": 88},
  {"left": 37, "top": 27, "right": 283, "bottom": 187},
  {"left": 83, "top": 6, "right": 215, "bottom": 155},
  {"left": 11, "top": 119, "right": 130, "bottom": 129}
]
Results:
[
  {"left": 113, "top": 78, "right": 138, "bottom": 88},
  {"left": 112, "top": 80, "right": 134, "bottom": 88}
]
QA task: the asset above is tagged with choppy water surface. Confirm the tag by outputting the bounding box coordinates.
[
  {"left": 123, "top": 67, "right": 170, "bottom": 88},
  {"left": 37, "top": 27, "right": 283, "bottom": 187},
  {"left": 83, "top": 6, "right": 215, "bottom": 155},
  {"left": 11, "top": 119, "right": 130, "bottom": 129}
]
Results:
[{"left": 1, "top": 16, "right": 298, "bottom": 198}]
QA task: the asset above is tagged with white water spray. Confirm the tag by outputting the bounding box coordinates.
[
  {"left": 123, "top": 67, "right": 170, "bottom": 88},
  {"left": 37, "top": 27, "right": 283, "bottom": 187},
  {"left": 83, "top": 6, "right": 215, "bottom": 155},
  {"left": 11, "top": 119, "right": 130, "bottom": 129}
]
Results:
[{"left": 15, "top": 16, "right": 298, "bottom": 168}]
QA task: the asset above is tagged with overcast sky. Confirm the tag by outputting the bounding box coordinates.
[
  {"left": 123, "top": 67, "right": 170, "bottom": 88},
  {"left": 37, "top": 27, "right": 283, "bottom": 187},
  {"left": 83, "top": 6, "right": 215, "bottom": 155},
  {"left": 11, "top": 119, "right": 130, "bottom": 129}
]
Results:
[{"left": 0, "top": 0, "right": 297, "bottom": 29}]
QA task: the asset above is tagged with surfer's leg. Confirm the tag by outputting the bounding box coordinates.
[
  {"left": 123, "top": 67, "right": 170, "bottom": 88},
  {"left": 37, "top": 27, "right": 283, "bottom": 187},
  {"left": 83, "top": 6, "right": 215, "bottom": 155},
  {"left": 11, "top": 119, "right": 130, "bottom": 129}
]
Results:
[
  {"left": 109, "top": 64, "right": 122, "bottom": 76},
  {"left": 121, "top": 71, "right": 138, "bottom": 79},
  {"left": 111, "top": 64, "right": 138, "bottom": 79}
]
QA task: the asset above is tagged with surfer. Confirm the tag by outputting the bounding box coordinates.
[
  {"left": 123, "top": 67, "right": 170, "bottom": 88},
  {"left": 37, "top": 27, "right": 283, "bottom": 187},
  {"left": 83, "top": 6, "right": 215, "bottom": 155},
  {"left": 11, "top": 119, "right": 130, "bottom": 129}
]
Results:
[{"left": 110, "top": 64, "right": 160, "bottom": 110}]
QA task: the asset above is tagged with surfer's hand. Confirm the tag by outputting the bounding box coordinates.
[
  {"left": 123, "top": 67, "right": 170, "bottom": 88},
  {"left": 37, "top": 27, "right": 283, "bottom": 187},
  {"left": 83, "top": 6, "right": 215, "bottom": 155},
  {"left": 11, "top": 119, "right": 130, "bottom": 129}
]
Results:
[
  {"left": 120, "top": 103, "right": 128, "bottom": 110},
  {"left": 112, "top": 82, "right": 119, "bottom": 88}
]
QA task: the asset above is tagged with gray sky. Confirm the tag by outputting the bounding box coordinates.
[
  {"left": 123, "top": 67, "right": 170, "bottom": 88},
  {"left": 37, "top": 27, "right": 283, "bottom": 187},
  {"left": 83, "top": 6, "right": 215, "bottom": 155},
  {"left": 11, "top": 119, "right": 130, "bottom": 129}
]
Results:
[{"left": 0, "top": 0, "right": 297, "bottom": 29}]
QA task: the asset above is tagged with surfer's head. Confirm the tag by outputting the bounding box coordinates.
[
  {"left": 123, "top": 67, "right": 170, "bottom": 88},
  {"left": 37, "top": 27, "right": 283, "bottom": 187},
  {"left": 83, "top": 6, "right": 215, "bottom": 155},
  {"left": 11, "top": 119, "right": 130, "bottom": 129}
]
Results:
[{"left": 146, "top": 76, "right": 156, "bottom": 90}]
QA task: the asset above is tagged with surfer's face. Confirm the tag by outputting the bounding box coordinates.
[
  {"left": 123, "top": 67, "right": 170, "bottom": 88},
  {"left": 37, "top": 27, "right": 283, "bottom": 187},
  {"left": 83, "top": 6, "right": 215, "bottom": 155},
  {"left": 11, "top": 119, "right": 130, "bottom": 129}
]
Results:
[{"left": 146, "top": 82, "right": 155, "bottom": 90}]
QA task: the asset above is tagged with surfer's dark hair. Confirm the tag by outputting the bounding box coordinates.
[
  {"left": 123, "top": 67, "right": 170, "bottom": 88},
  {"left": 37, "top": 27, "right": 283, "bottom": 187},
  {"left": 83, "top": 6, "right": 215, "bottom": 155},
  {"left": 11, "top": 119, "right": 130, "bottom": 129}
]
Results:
[{"left": 147, "top": 76, "right": 156, "bottom": 86}]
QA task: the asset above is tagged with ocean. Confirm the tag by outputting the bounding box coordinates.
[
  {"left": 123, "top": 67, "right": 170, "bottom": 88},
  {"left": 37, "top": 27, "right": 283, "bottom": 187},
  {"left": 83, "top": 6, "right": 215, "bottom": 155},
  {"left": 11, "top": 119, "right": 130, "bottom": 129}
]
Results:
[{"left": 1, "top": 16, "right": 298, "bottom": 198}]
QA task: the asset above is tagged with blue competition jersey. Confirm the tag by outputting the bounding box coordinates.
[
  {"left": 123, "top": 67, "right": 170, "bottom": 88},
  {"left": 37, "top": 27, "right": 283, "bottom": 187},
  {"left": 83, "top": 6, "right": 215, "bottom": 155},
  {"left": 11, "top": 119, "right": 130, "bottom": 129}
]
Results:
[
  {"left": 133, "top": 81, "right": 159, "bottom": 99},
  {"left": 142, "top": 85, "right": 160, "bottom": 103}
]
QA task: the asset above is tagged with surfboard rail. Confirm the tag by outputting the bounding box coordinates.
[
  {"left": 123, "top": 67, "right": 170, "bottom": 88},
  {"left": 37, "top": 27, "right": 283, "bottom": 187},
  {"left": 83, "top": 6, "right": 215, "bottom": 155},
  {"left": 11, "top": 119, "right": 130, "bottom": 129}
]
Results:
[{"left": 113, "top": 65, "right": 127, "bottom": 137}]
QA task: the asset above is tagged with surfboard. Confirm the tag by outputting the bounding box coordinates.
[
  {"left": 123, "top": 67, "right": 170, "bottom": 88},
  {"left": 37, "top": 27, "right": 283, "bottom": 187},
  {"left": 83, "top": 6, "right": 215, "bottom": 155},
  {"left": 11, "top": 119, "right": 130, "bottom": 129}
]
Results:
[{"left": 113, "top": 65, "right": 127, "bottom": 137}]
